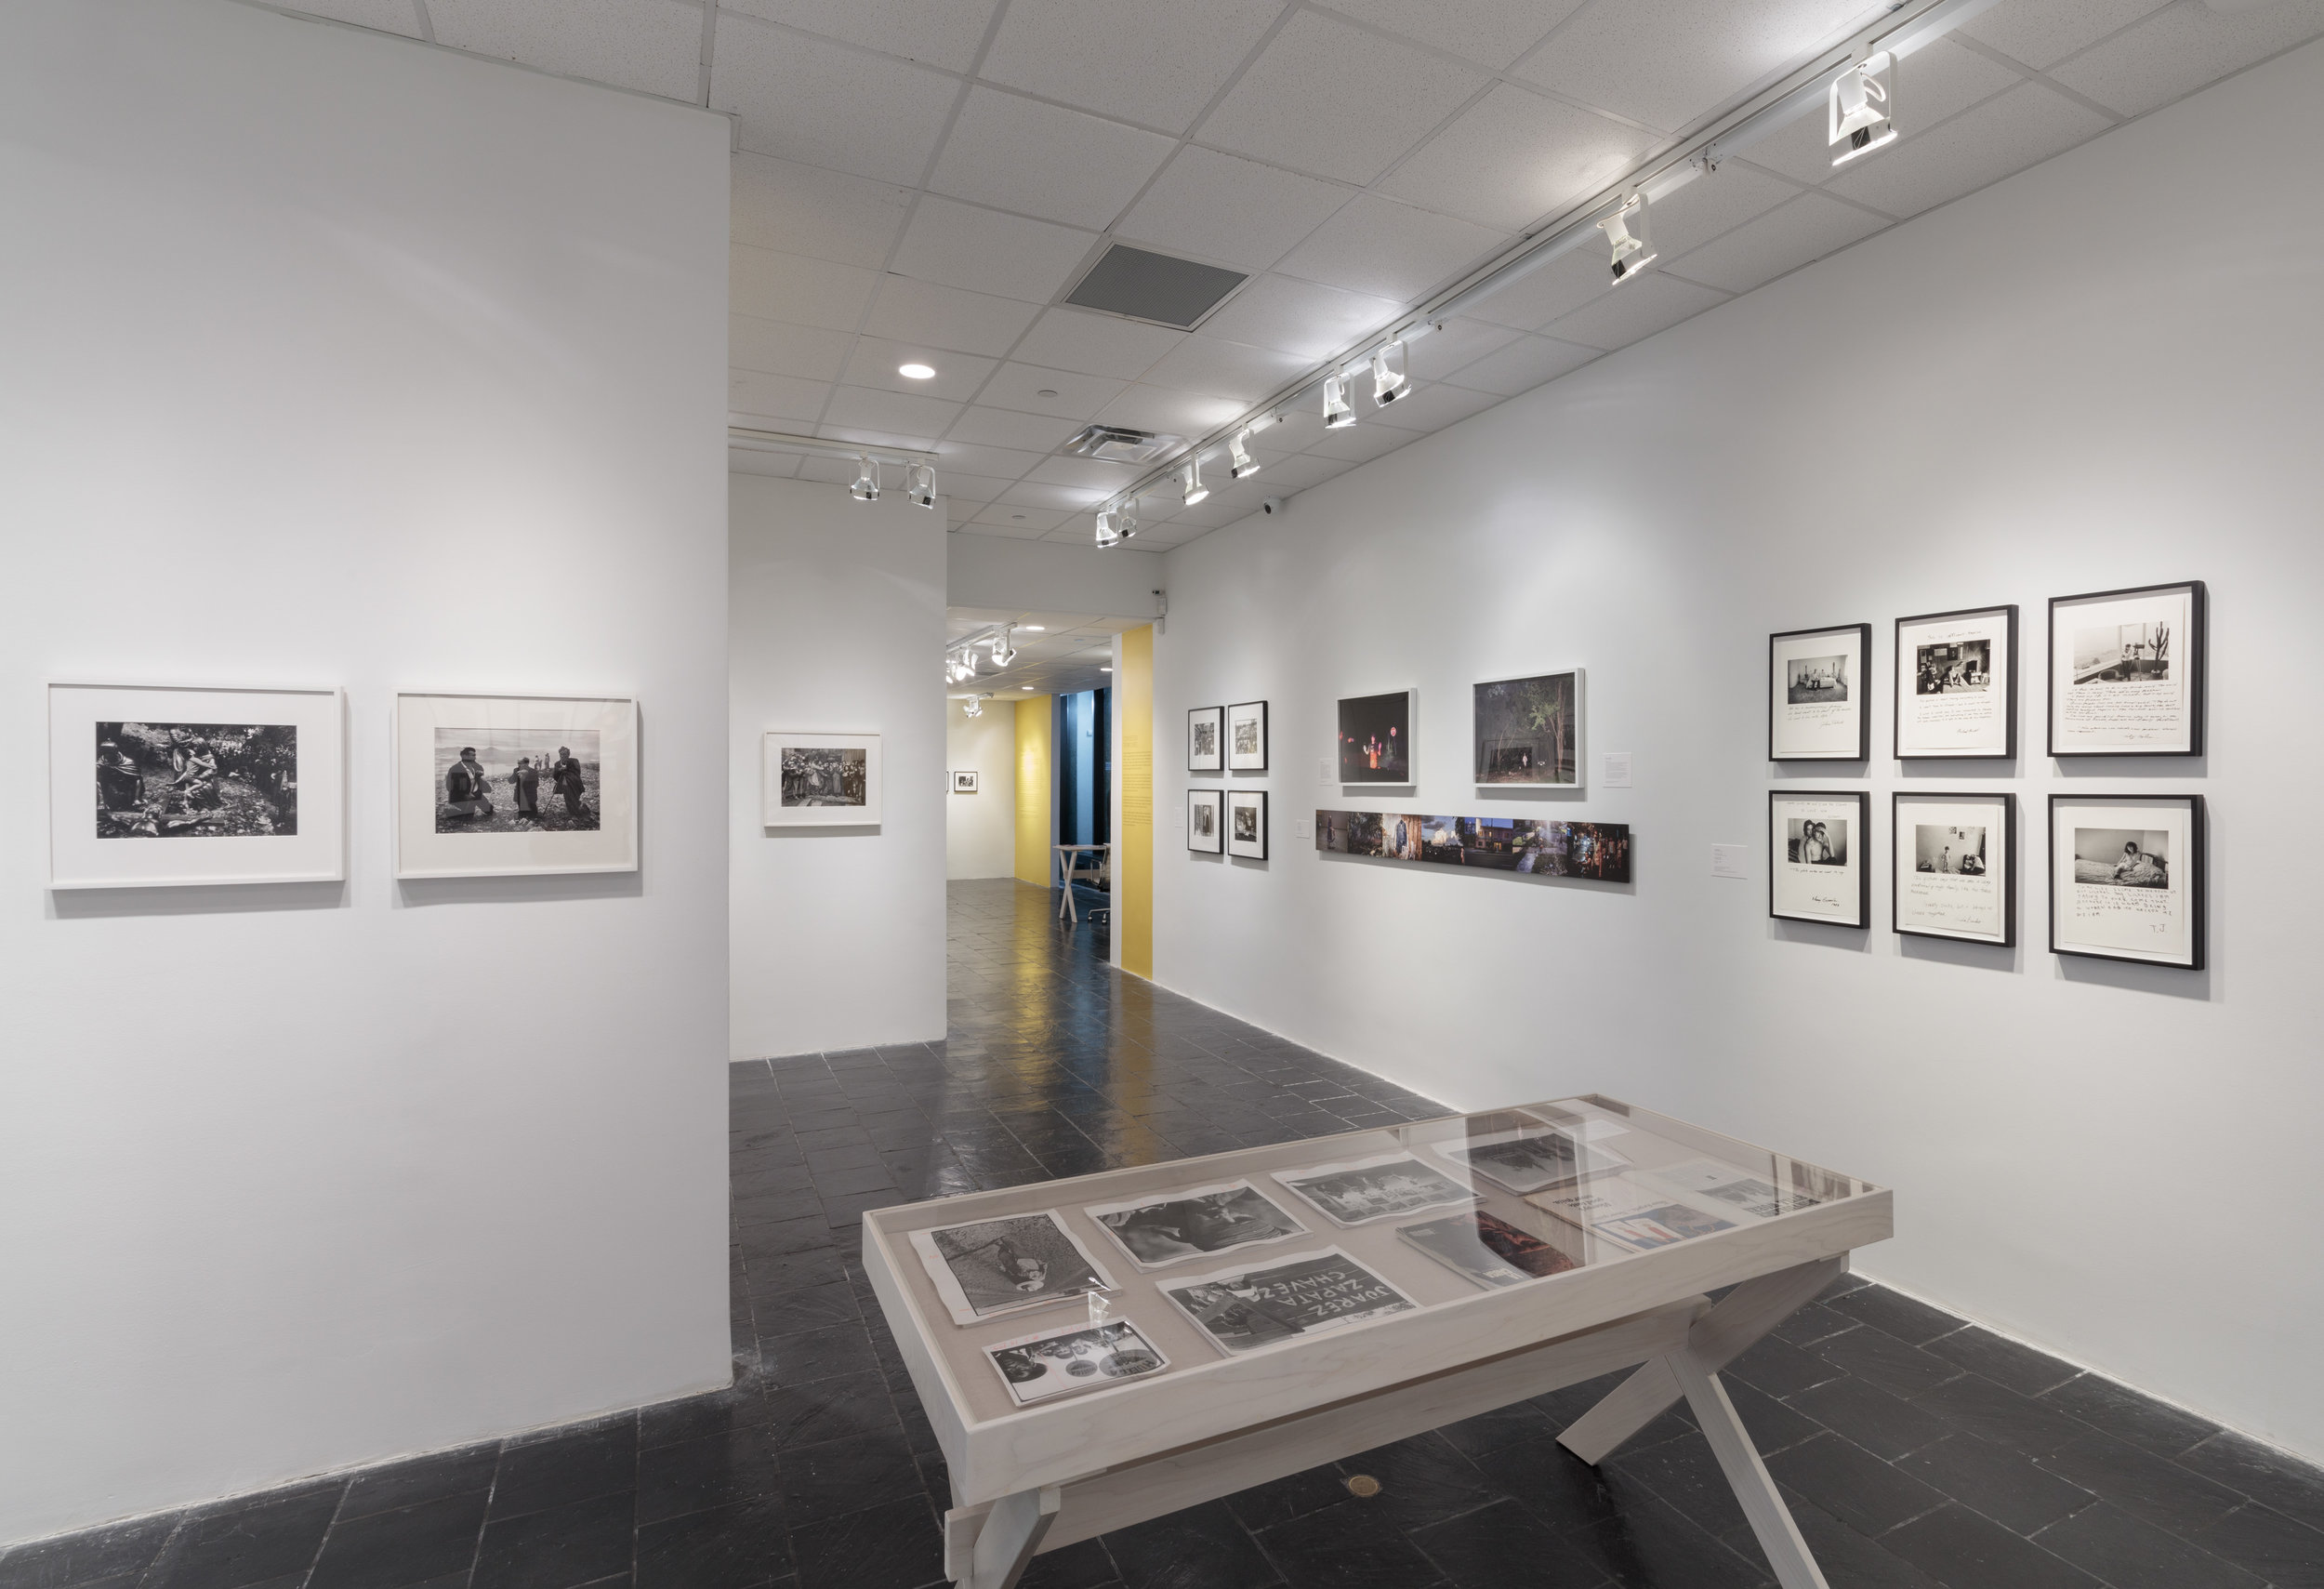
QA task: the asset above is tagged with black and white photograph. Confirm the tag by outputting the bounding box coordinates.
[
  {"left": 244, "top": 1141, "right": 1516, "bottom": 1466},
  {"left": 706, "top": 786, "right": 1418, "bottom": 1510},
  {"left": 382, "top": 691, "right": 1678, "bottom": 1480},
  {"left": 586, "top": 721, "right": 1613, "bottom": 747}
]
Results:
[
  {"left": 51, "top": 682, "right": 347, "bottom": 889},
  {"left": 1397, "top": 1211, "right": 1581, "bottom": 1289},
  {"left": 1187, "top": 788, "right": 1223, "bottom": 854},
  {"left": 782, "top": 746, "right": 866, "bottom": 808},
  {"left": 1160, "top": 1249, "right": 1417, "bottom": 1357},
  {"left": 1787, "top": 815, "right": 1848, "bottom": 867},
  {"left": 1473, "top": 670, "right": 1580, "bottom": 787},
  {"left": 1188, "top": 706, "right": 1223, "bottom": 773},
  {"left": 1337, "top": 690, "right": 1413, "bottom": 783},
  {"left": 1895, "top": 605, "right": 2017, "bottom": 759},
  {"left": 1641, "top": 1159, "right": 1825, "bottom": 1221},
  {"left": 434, "top": 728, "right": 600, "bottom": 834},
  {"left": 984, "top": 1318, "right": 1169, "bottom": 1406},
  {"left": 1433, "top": 1126, "right": 1622, "bottom": 1196},
  {"left": 1769, "top": 624, "right": 1871, "bottom": 761},
  {"left": 907, "top": 1212, "right": 1116, "bottom": 1327},
  {"left": 1529, "top": 1175, "right": 1738, "bottom": 1252},
  {"left": 1770, "top": 790, "right": 1869, "bottom": 927},
  {"left": 1226, "top": 789, "right": 1267, "bottom": 860},
  {"left": 1272, "top": 1152, "right": 1478, "bottom": 1226},
  {"left": 760, "top": 731, "right": 882, "bottom": 828},
  {"left": 1084, "top": 1180, "right": 1304, "bottom": 1268},
  {"left": 1227, "top": 700, "right": 1268, "bottom": 772},
  {"left": 2049, "top": 794, "right": 2203, "bottom": 967},
  {"left": 2049, "top": 582, "right": 2205, "bottom": 756},
  {"left": 952, "top": 770, "right": 979, "bottom": 794}
]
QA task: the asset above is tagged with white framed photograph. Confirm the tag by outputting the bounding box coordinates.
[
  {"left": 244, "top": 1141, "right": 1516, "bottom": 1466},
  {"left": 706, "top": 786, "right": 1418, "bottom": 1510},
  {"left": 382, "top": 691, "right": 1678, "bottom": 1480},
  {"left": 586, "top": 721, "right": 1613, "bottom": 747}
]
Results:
[
  {"left": 761, "top": 732, "right": 880, "bottom": 828},
  {"left": 1894, "top": 790, "right": 2014, "bottom": 946},
  {"left": 1187, "top": 788, "right": 1223, "bottom": 854},
  {"left": 49, "top": 682, "right": 345, "bottom": 889},
  {"left": 1227, "top": 700, "right": 1268, "bottom": 772},
  {"left": 2049, "top": 793, "right": 2204, "bottom": 968},
  {"left": 1187, "top": 706, "right": 1223, "bottom": 774},
  {"left": 1769, "top": 624, "right": 1870, "bottom": 761},
  {"left": 1895, "top": 605, "right": 2016, "bottom": 760},
  {"left": 985, "top": 1318, "right": 1169, "bottom": 1406},
  {"left": 1337, "top": 690, "right": 1414, "bottom": 784},
  {"left": 1473, "top": 669, "right": 1582, "bottom": 788},
  {"left": 907, "top": 1212, "right": 1116, "bottom": 1328},
  {"left": 395, "top": 693, "right": 637, "bottom": 880},
  {"left": 1225, "top": 788, "right": 1267, "bottom": 859},
  {"left": 2049, "top": 582, "right": 2205, "bottom": 757},
  {"left": 952, "top": 770, "right": 979, "bottom": 794},
  {"left": 1769, "top": 789, "right": 1868, "bottom": 927}
]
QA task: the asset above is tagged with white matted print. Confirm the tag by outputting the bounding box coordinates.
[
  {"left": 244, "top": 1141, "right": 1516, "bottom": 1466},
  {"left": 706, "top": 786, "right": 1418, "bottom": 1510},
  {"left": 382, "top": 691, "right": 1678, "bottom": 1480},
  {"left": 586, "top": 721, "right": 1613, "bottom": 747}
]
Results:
[
  {"left": 1770, "top": 789, "right": 1868, "bottom": 927},
  {"left": 1227, "top": 700, "right": 1268, "bottom": 772},
  {"left": 1769, "top": 624, "right": 1869, "bottom": 761},
  {"left": 1894, "top": 791, "right": 2014, "bottom": 946},
  {"left": 952, "top": 770, "right": 979, "bottom": 794},
  {"left": 762, "top": 732, "right": 880, "bottom": 827},
  {"left": 2050, "top": 582, "right": 2204, "bottom": 756},
  {"left": 2050, "top": 794, "right": 2203, "bottom": 968},
  {"left": 1473, "top": 669, "right": 1582, "bottom": 788},
  {"left": 396, "top": 694, "right": 637, "bottom": 879},
  {"left": 1188, "top": 706, "right": 1223, "bottom": 773},
  {"left": 50, "top": 682, "right": 344, "bottom": 889},
  {"left": 1226, "top": 789, "right": 1268, "bottom": 859},
  {"left": 1895, "top": 606, "right": 2015, "bottom": 759},
  {"left": 1187, "top": 788, "right": 1223, "bottom": 854}
]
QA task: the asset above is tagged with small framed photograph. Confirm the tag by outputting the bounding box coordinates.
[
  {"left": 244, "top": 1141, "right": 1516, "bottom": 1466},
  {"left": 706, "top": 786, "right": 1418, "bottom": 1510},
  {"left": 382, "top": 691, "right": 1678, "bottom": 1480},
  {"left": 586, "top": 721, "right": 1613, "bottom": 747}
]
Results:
[
  {"left": 1769, "top": 624, "right": 1870, "bottom": 761},
  {"left": 396, "top": 693, "right": 638, "bottom": 880},
  {"left": 50, "top": 682, "right": 345, "bottom": 889},
  {"left": 1337, "top": 689, "right": 1414, "bottom": 783},
  {"left": 2050, "top": 793, "right": 2204, "bottom": 968},
  {"left": 1187, "top": 788, "right": 1223, "bottom": 854},
  {"left": 1226, "top": 788, "right": 1268, "bottom": 859},
  {"left": 1227, "top": 700, "right": 1268, "bottom": 772},
  {"left": 951, "top": 770, "right": 979, "bottom": 794},
  {"left": 1473, "top": 669, "right": 1582, "bottom": 788},
  {"left": 2049, "top": 582, "right": 2205, "bottom": 756},
  {"left": 1769, "top": 789, "right": 1869, "bottom": 927},
  {"left": 985, "top": 1318, "right": 1169, "bottom": 1406},
  {"left": 1894, "top": 790, "right": 2015, "bottom": 946},
  {"left": 1895, "top": 605, "right": 2016, "bottom": 759},
  {"left": 1188, "top": 706, "right": 1223, "bottom": 773},
  {"left": 761, "top": 732, "right": 880, "bottom": 827}
]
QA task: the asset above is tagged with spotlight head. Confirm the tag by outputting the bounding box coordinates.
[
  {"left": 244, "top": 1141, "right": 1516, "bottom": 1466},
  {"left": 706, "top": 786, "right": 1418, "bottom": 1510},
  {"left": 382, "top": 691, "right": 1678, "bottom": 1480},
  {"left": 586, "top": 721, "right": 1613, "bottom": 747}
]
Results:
[
  {"left": 1598, "top": 193, "right": 1657, "bottom": 285},
  {"left": 1182, "top": 457, "right": 1208, "bottom": 507},
  {"left": 1094, "top": 508, "right": 1121, "bottom": 549},
  {"left": 1369, "top": 341, "right": 1410, "bottom": 405},
  {"left": 906, "top": 462, "right": 936, "bottom": 510},
  {"left": 849, "top": 454, "right": 881, "bottom": 501},
  {"left": 1829, "top": 52, "right": 1895, "bottom": 166},
  {"left": 962, "top": 695, "right": 982, "bottom": 718},
  {"left": 990, "top": 626, "right": 1017, "bottom": 668},
  {"left": 1322, "top": 373, "right": 1354, "bottom": 429},
  {"left": 1229, "top": 428, "right": 1261, "bottom": 480}
]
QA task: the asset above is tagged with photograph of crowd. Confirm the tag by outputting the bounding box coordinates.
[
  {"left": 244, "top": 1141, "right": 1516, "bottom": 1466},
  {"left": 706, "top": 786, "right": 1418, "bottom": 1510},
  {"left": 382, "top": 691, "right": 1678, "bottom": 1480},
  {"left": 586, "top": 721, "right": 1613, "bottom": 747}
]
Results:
[
  {"left": 1317, "top": 810, "right": 1631, "bottom": 883},
  {"left": 435, "top": 728, "right": 599, "bottom": 834},
  {"left": 95, "top": 722, "right": 297, "bottom": 838},
  {"left": 1473, "top": 671, "right": 1577, "bottom": 785},
  {"left": 781, "top": 745, "right": 867, "bottom": 807}
]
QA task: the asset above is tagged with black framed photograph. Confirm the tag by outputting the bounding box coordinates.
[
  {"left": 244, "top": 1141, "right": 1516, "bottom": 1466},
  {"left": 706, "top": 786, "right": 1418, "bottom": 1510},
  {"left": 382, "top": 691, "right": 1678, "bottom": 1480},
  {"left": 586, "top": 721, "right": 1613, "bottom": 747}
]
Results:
[
  {"left": 1227, "top": 700, "right": 1268, "bottom": 772},
  {"left": 1895, "top": 605, "right": 2016, "bottom": 760},
  {"left": 2049, "top": 793, "right": 2204, "bottom": 968},
  {"left": 1893, "top": 790, "right": 2015, "bottom": 946},
  {"left": 1188, "top": 706, "right": 1223, "bottom": 773},
  {"left": 1337, "top": 690, "right": 1413, "bottom": 784},
  {"left": 1187, "top": 788, "right": 1223, "bottom": 854},
  {"left": 2049, "top": 581, "right": 2205, "bottom": 756},
  {"left": 1769, "top": 789, "right": 1868, "bottom": 927},
  {"left": 1473, "top": 669, "right": 1581, "bottom": 788},
  {"left": 951, "top": 770, "right": 978, "bottom": 794},
  {"left": 1769, "top": 624, "right": 1870, "bottom": 761},
  {"left": 1226, "top": 789, "right": 1267, "bottom": 859}
]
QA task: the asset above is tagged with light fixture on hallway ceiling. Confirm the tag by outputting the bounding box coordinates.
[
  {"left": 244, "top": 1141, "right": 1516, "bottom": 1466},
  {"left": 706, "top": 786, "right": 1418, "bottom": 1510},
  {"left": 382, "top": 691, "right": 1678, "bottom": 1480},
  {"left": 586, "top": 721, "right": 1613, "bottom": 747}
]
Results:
[
  {"left": 1094, "top": 507, "right": 1120, "bottom": 550},
  {"left": 1829, "top": 52, "right": 1895, "bottom": 166},
  {"left": 961, "top": 695, "right": 984, "bottom": 718},
  {"left": 1322, "top": 373, "right": 1354, "bottom": 429},
  {"left": 1598, "top": 193, "right": 1656, "bottom": 285},
  {"left": 898, "top": 362, "right": 936, "bottom": 380},
  {"left": 990, "top": 626, "right": 1017, "bottom": 668},
  {"left": 1021, "top": 684, "right": 1035, "bottom": 690},
  {"left": 906, "top": 462, "right": 936, "bottom": 510},
  {"left": 1370, "top": 341, "right": 1409, "bottom": 405},
  {"left": 1022, "top": 625, "right": 1046, "bottom": 631},
  {"left": 1229, "top": 429, "right": 1260, "bottom": 480},
  {"left": 850, "top": 454, "right": 881, "bottom": 501},
  {"left": 1182, "top": 455, "right": 1208, "bottom": 507}
]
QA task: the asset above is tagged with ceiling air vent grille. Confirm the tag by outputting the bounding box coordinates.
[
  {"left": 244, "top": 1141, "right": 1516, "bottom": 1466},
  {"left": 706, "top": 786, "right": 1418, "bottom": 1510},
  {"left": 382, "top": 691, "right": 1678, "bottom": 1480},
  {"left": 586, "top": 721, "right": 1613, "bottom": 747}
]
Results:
[
  {"left": 1064, "top": 425, "right": 1182, "bottom": 464},
  {"left": 1064, "top": 244, "right": 1247, "bottom": 329}
]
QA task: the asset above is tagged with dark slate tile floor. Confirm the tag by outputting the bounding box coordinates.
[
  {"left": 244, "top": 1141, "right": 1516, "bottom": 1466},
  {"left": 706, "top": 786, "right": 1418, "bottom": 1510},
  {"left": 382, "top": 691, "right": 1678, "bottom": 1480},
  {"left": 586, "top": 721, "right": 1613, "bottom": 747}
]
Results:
[{"left": 7, "top": 878, "right": 2322, "bottom": 1589}]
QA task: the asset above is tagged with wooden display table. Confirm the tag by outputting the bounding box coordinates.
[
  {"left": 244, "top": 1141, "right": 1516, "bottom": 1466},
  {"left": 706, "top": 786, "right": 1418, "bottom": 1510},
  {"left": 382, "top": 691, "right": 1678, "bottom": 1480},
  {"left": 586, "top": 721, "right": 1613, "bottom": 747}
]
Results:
[{"left": 862, "top": 1095, "right": 1889, "bottom": 1589}]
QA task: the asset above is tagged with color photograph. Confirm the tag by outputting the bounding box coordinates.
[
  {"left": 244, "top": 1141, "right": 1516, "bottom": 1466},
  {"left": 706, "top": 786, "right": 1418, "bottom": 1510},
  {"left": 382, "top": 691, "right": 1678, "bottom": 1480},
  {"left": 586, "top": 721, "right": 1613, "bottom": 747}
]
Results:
[
  {"left": 1473, "top": 671, "right": 1578, "bottom": 786},
  {"left": 1337, "top": 691, "right": 1412, "bottom": 783}
]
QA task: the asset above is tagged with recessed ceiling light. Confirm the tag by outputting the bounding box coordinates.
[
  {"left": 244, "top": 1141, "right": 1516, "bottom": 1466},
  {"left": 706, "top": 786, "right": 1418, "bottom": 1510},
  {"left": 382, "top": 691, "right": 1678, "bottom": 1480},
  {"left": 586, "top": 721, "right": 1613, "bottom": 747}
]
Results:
[
  {"left": 1021, "top": 684, "right": 1035, "bottom": 690},
  {"left": 898, "top": 363, "right": 936, "bottom": 379},
  {"left": 1037, "top": 388, "right": 1059, "bottom": 399},
  {"left": 1022, "top": 626, "right": 1046, "bottom": 631}
]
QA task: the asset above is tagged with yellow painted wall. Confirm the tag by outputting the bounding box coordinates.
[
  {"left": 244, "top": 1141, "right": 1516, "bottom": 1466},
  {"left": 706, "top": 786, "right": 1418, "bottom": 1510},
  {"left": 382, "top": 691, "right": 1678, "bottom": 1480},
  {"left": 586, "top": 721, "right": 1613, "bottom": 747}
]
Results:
[
  {"left": 1117, "top": 626, "right": 1154, "bottom": 978},
  {"left": 1013, "top": 695, "right": 1052, "bottom": 886}
]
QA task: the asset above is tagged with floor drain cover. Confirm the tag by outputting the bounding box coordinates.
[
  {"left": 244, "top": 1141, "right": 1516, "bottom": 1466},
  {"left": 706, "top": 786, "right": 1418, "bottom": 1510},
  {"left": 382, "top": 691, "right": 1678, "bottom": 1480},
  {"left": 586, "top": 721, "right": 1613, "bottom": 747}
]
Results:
[{"left": 1345, "top": 1475, "right": 1381, "bottom": 1498}]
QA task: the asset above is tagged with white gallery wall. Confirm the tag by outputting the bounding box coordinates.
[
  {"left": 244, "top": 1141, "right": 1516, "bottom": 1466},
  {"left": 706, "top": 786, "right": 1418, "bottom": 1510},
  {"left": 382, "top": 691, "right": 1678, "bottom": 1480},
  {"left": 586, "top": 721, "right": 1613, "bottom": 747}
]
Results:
[
  {"left": 947, "top": 708, "right": 1018, "bottom": 880},
  {"left": 1154, "top": 40, "right": 2324, "bottom": 1460},
  {"left": 0, "top": 0, "right": 732, "bottom": 1544},
  {"left": 732, "top": 475, "right": 947, "bottom": 1056}
]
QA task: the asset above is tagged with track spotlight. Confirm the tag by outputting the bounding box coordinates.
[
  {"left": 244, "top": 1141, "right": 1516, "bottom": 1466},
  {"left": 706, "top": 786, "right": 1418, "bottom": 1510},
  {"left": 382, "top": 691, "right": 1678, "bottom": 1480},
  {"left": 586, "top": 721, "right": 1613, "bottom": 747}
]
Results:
[
  {"left": 1095, "top": 508, "right": 1121, "bottom": 550},
  {"left": 1829, "top": 52, "right": 1895, "bottom": 166},
  {"left": 1323, "top": 373, "right": 1354, "bottom": 429},
  {"left": 1121, "top": 501, "right": 1140, "bottom": 541},
  {"left": 906, "top": 462, "right": 936, "bottom": 509},
  {"left": 1182, "top": 456, "right": 1208, "bottom": 507},
  {"left": 849, "top": 454, "right": 881, "bottom": 502},
  {"left": 1370, "top": 340, "right": 1409, "bottom": 405},
  {"left": 1229, "top": 429, "right": 1261, "bottom": 480},
  {"left": 1598, "top": 193, "right": 1656, "bottom": 285},
  {"left": 991, "top": 626, "right": 1017, "bottom": 668},
  {"left": 962, "top": 695, "right": 983, "bottom": 719}
]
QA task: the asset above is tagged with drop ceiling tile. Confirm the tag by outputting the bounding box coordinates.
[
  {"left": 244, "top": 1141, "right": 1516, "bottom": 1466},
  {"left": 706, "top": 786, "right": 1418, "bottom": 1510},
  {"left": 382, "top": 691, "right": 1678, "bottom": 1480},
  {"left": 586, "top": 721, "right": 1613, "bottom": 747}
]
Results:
[
  {"left": 1002, "top": 480, "right": 1109, "bottom": 510},
  {"left": 932, "top": 472, "right": 1022, "bottom": 506},
  {"left": 978, "top": 364, "right": 1132, "bottom": 420},
  {"left": 730, "top": 446, "right": 804, "bottom": 479},
  {"left": 840, "top": 338, "right": 999, "bottom": 402},
  {"left": 1096, "top": 385, "right": 1248, "bottom": 436},
  {"left": 1009, "top": 310, "right": 1184, "bottom": 381},
  {"left": 1318, "top": 0, "right": 1585, "bottom": 69},
  {"left": 978, "top": 0, "right": 1286, "bottom": 134},
  {"left": 971, "top": 504, "right": 1075, "bottom": 532},
  {"left": 890, "top": 196, "right": 1100, "bottom": 304},
  {"left": 1738, "top": 38, "right": 2028, "bottom": 188},
  {"left": 930, "top": 88, "right": 1179, "bottom": 231},
  {"left": 1161, "top": 496, "right": 1253, "bottom": 527},
  {"left": 1199, "top": 11, "right": 1493, "bottom": 186},
  {"left": 937, "top": 442, "right": 1050, "bottom": 479},
  {"left": 2047, "top": 0, "right": 2324, "bottom": 116},
  {"left": 286, "top": 0, "right": 425, "bottom": 38},
  {"left": 1026, "top": 457, "right": 1146, "bottom": 492},
  {"left": 710, "top": 14, "right": 957, "bottom": 185},
  {"left": 864, "top": 276, "right": 1043, "bottom": 356},
  {"left": 1442, "top": 333, "right": 1599, "bottom": 394},
  {"left": 1114, "top": 147, "right": 1356, "bottom": 274},
  {"left": 1197, "top": 273, "right": 1404, "bottom": 358},
  {"left": 1240, "top": 452, "right": 1349, "bottom": 495},
  {"left": 1644, "top": 163, "right": 1802, "bottom": 258},
  {"left": 1543, "top": 271, "right": 1729, "bottom": 350},
  {"left": 1661, "top": 190, "right": 1889, "bottom": 293},
  {"left": 429, "top": 0, "right": 703, "bottom": 99},
  {"left": 946, "top": 405, "right": 1080, "bottom": 452},
  {"left": 1303, "top": 420, "right": 1418, "bottom": 462},
  {"left": 1463, "top": 245, "right": 1607, "bottom": 331},
  {"left": 731, "top": 314, "right": 855, "bottom": 382},
  {"left": 1366, "top": 380, "right": 1501, "bottom": 433},
  {"left": 797, "top": 455, "right": 862, "bottom": 485},
  {"left": 1515, "top": 0, "right": 1856, "bottom": 134},
  {"left": 1404, "top": 317, "right": 1520, "bottom": 380},
  {"left": 1960, "top": 0, "right": 2173, "bottom": 70},
  {"left": 731, "top": 153, "right": 913, "bottom": 268},
  {"left": 1827, "top": 82, "right": 2113, "bottom": 218},
  {"left": 958, "top": 521, "right": 1056, "bottom": 540},
  {"left": 1375, "top": 83, "right": 1657, "bottom": 233},
  {"left": 731, "top": 245, "right": 879, "bottom": 330},
  {"left": 818, "top": 423, "right": 940, "bottom": 454},
  {"left": 1256, "top": 404, "right": 1327, "bottom": 453},
  {"left": 1138, "top": 336, "right": 1312, "bottom": 402},
  {"left": 1275, "top": 195, "right": 1509, "bottom": 303},
  {"left": 718, "top": 0, "right": 1001, "bottom": 72},
  {"left": 822, "top": 385, "right": 963, "bottom": 440}
]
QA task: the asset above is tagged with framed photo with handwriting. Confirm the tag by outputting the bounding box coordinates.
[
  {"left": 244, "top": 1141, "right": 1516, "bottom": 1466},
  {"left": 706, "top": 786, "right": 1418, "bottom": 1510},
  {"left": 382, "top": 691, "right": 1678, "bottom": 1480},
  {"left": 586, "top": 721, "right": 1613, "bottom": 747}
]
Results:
[{"left": 1770, "top": 789, "right": 1868, "bottom": 927}]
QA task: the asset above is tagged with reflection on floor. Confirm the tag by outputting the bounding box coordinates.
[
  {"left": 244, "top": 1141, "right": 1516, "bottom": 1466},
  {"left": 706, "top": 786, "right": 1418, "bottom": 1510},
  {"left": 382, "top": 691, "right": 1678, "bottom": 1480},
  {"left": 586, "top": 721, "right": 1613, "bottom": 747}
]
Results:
[{"left": 7, "top": 879, "right": 2319, "bottom": 1589}]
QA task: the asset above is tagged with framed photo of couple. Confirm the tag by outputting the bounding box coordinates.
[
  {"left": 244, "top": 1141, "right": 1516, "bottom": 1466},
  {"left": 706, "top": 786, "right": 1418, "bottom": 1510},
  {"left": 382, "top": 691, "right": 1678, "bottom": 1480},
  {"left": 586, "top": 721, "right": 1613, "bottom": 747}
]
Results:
[{"left": 1769, "top": 789, "right": 1868, "bottom": 928}]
